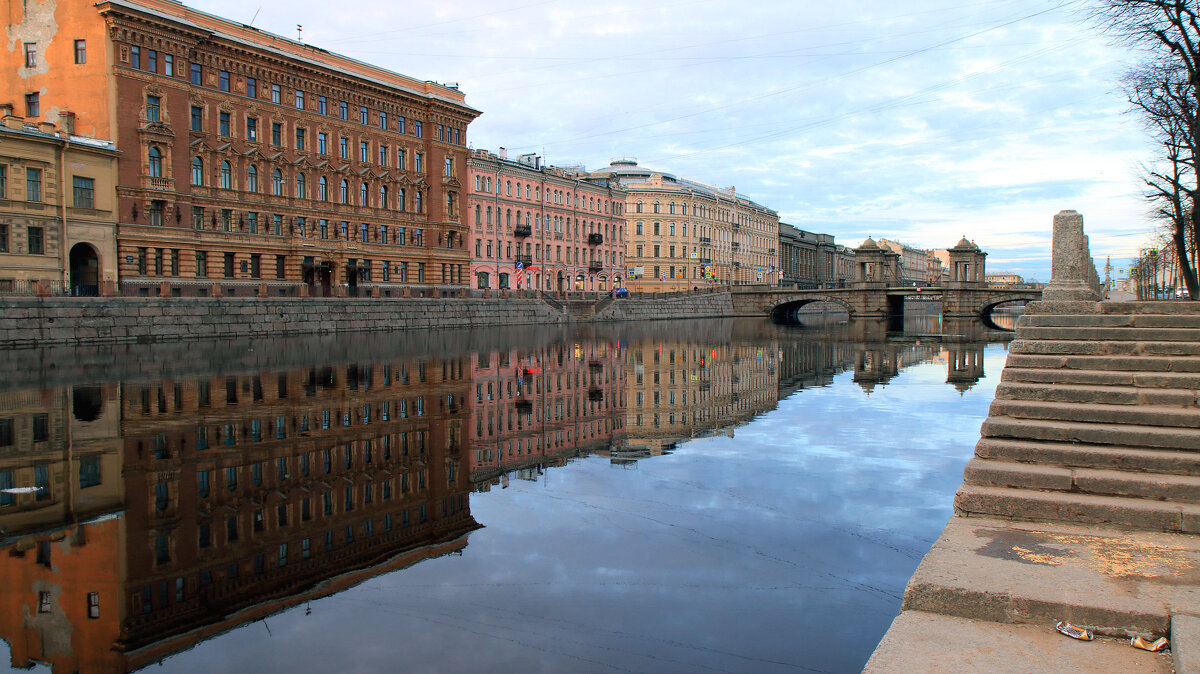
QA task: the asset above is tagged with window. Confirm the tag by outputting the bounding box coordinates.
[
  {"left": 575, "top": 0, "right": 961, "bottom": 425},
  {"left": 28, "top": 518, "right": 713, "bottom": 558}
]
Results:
[
  {"left": 246, "top": 77, "right": 257, "bottom": 99},
  {"left": 415, "top": 153, "right": 423, "bottom": 173},
  {"left": 444, "top": 156, "right": 453, "bottom": 177},
  {"left": 295, "top": 90, "right": 305, "bottom": 109},
  {"left": 28, "top": 226, "right": 43, "bottom": 255},
  {"left": 219, "top": 111, "right": 230, "bottom": 136},
  {"left": 271, "top": 84, "right": 281, "bottom": 104},
  {"left": 272, "top": 169, "right": 283, "bottom": 196},
  {"left": 359, "top": 106, "right": 368, "bottom": 124},
  {"left": 339, "top": 137, "right": 348, "bottom": 158},
  {"left": 415, "top": 191, "right": 422, "bottom": 213},
  {"left": 397, "top": 116, "right": 406, "bottom": 133},
  {"left": 271, "top": 122, "right": 282, "bottom": 146},
  {"left": 360, "top": 182, "right": 368, "bottom": 205},
  {"left": 318, "top": 132, "right": 327, "bottom": 154},
  {"left": 318, "top": 176, "right": 328, "bottom": 201},
  {"left": 247, "top": 117, "right": 257, "bottom": 141},
  {"left": 74, "top": 39, "right": 86, "bottom": 64},
  {"left": 129, "top": 45, "right": 139, "bottom": 69},
  {"left": 220, "top": 161, "right": 231, "bottom": 189},
  {"left": 398, "top": 149, "right": 406, "bottom": 170},
  {"left": 247, "top": 212, "right": 258, "bottom": 233},
  {"left": 191, "top": 106, "right": 203, "bottom": 132},
  {"left": 339, "top": 101, "right": 348, "bottom": 119},
  {"left": 379, "top": 145, "right": 388, "bottom": 166},
  {"left": 191, "top": 157, "right": 203, "bottom": 185},
  {"left": 318, "top": 96, "right": 327, "bottom": 115},
  {"left": 146, "top": 95, "right": 160, "bottom": 122},
  {"left": 247, "top": 165, "right": 258, "bottom": 192},
  {"left": 0, "top": 224, "right": 7, "bottom": 253},
  {"left": 295, "top": 127, "right": 306, "bottom": 151},
  {"left": 72, "top": 177, "right": 94, "bottom": 208},
  {"left": 296, "top": 173, "right": 307, "bottom": 199},
  {"left": 340, "top": 180, "right": 349, "bottom": 203},
  {"left": 25, "top": 92, "right": 38, "bottom": 118},
  {"left": 190, "top": 63, "right": 201, "bottom": 84},
  {"left": 414, "top": 121, "right": 422, "bottom": 137},
  {"left": 148, "top": 49, "right": 157, "bottom": 72},
  {"left": 219, "top": 70, "right": 230, "bottom": 91},
  {"left": 379, "top": 111, "right": 387, "bottom": 128},
  {"left": 25, "top": 168, "right": 41, "bottom": 202},
  {"left": 87, "top": 592, "right": 100, "bottom": 619}
]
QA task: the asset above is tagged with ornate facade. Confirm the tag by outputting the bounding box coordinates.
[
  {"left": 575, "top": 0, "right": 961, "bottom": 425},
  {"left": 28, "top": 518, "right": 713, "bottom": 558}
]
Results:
[
  {"left": 1, "top": 0, "right": 479, "bottom": 297},
  {"left": 467, "top": 150, "right": 626, "bottom": 293}
]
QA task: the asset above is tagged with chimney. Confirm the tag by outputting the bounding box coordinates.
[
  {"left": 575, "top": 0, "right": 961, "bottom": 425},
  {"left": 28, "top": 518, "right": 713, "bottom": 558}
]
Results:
[
  {"left": 499, "top": 147, "right": 508, "bottom": 160},
  {"left": 58, "top": 111, "right": 75, "bottom": 135},
  {"left": 0, "top": 103, "right": 12, "bottom": 117},
  {"left": 38, "top": 120, "right": 56, "bottom": 135}
]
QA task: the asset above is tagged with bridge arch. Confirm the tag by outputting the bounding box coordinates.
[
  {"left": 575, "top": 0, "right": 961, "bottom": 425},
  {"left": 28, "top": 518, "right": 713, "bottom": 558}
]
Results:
[
  {"left": 979, "top": 295, "right": 1037, "bottom": 331},
  {"left": 768, "top": 295, "right": 854, "bottom": 324}
]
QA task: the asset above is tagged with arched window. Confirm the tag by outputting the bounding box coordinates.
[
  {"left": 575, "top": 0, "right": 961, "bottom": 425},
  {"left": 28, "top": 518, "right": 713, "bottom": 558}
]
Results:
[
  {"left": 506, "top": 209, "right": 512, "bottom": 227},
  {"left": 191, "top": 156, "right": 203, "bottom": 185},
  {"left": 475, "top": 204, "right": 481, "bottom": 224},
  {"left": 653, "top": 201, "right": 660, "bottom": 213},
  {"left": 247, "top": 165, "right": 259, "bottom": 193},
  {"left": 272, "top": 169, "right": 284, "bottom": 196},
  {"left": 635, "top": 201, "right": 643, "bottom": 213},
  {"left": 669, "top": 201, "right": 676, "bottom": 214},
  {"left": 415, "top": 191, "right": 423, "bottom": 213},
  {"left": 220, "top": 161, "right": 231, "bottom": 189},
  {"left": 318, "top": 176, "right": 328, "bottom": 201},
  {"left": 296, "top": 173, "right": 307, "bottom": 199},
  {"left": 379, "top": 185, "right": 388, "bottom": 208},
  {"left": 148, "top": 146, "right": 162, "bottom": 178},
  {"left": 397, "top": 188, "right": 405, "bottom": 212},
  {"left": 360, "top": 182, "right": 368, "bottom": 206},
  {"left": 340, "top": 179, "right": 349, "bottom": 204}
]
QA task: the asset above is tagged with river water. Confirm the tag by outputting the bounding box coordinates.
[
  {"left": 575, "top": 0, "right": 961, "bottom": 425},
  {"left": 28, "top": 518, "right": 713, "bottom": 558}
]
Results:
[{"left": 0, "top": 311, "right": 1015, "bottom": 673}]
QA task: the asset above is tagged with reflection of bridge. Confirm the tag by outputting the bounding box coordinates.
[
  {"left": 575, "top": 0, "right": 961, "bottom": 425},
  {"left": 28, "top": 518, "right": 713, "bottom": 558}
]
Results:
[{"left": 731, "top": 236, "right": 1040, "bottom": 325}]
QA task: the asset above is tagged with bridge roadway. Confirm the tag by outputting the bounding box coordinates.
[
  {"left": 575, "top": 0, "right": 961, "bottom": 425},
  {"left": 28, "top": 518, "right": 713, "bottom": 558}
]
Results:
[{"left": 729, "top": 284, "right": 1042, "bottom": 324}]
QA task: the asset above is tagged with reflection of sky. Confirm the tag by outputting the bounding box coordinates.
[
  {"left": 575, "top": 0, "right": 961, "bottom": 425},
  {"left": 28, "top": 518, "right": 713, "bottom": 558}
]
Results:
[{"left": 5, "top": 338, "right": 1004, "bottom": 674}]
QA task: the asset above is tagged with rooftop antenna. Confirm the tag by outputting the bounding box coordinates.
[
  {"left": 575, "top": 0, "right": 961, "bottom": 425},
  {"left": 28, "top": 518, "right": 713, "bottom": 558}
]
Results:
[
  {"left": 297, "top": 25, "right": 303, "bottom": 42},
  {"left": 248, "top": 8, "right": 260, "bottom": 26}
]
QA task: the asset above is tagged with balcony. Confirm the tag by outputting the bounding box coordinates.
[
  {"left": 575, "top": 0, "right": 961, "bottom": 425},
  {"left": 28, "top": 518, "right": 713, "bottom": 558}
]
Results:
[
  {"left": 700, "top": 258, "right": 712, "bottom": 264},
  {"left": 699, "top": 237, "right": 712, "bottom": 244},
  {"left": 514, "top": 224, "right": 532, "bottom": 237},
  {"left": 731, "top": 242, "right": 740, "bottom": 249},
  {"left": 515, "top": 254, "right": 534, "bottom": 266},
  {"left": 588, "top": 233, "right": 603, "bottom": 245},
  {"left": 588, "top": 260, "right": 603, "bottom": 272},
  {"left": 769, "top": 248, "right": 776, "bottom": 254}
]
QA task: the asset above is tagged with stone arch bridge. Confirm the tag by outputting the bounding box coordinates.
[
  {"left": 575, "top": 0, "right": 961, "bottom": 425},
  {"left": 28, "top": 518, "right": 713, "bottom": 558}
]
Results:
[{"left": 730, "top": 285, "right": 1042, "bottom": 325}]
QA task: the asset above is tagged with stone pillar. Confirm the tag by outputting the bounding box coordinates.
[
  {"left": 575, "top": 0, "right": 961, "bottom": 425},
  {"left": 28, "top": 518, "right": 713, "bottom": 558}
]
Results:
[{"left": 1044, "top": 210, "right": 1103, "bottom": 301}]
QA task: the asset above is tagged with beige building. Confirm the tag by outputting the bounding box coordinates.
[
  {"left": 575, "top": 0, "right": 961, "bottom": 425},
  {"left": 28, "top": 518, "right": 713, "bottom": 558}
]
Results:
[
  {"left": 0, "top": 113, "right": 119, "bottom": 295},
  {"left": 590, "top": 160, "right": 779, "bottom": 292},
  {"left": 877, "top": 238, "right": 927, "bottom": 286}
]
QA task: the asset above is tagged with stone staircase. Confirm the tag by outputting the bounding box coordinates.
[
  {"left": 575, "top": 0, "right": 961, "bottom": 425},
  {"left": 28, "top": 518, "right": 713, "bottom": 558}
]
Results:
[{"left": 955, "top": 301, "right": 1200, "bottom": 532}]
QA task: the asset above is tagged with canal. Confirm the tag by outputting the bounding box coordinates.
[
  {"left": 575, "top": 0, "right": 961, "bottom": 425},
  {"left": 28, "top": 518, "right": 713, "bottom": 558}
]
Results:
[{"left": 0, "top": 313, "right": 1015, "bottom": 673}]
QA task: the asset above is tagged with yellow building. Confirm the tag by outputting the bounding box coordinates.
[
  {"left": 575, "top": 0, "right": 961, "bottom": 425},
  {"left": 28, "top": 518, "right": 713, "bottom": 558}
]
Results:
[
  {"left": 0, "top": 113, "right": 119, "bottom": 295},
  {"left": 590, "top": 160, "right": 779, "bottom": 292}
]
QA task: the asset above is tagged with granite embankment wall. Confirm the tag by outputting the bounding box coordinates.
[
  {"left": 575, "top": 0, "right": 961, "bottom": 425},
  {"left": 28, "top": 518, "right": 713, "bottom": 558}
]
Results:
[{"left": 0, "top": 292, "right": 735, "bottom": 349}]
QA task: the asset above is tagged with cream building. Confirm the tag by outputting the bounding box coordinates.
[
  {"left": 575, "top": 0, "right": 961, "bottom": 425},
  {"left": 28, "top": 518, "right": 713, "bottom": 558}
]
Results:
[
  {"left": 590, "top": 160, "right": 779, "bottom": 292},
  {"left": 0, "top": 113, "right": 119, "bottom": 295}
]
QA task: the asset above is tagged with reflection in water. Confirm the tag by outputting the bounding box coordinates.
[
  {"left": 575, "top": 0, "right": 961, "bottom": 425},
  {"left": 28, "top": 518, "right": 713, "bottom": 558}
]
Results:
[{"left": 0, "top": 319, "right": 1006, "bottom": 673}]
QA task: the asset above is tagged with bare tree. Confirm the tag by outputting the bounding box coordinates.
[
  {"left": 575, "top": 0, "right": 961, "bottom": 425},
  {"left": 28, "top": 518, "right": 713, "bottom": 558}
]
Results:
[{"left": 1093, "top": 0, "right": 1200, "bottom": 298}]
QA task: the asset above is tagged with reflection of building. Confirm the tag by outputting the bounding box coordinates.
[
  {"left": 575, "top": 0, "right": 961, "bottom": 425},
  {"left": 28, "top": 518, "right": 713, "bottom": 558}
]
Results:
[
  {"left": 0, "top": 358, "right": 480, "bottom": 672},
  {"left": 591, "top": 160, "right": 779, "bottom": 291},
  {"left": 467, "top": 340, "right": 626, "bottom": 482},
  {"left": 467, "top": 149, "right": 626, "bottom": 293},
  {"left": 852, "top": 342, "right": 945, "bottom": 394},
  {"left": 1, "top": 0, "right": 478, "bottom": 297},
  {"left": 0, "top": 115, "right": 120, "bottom": 296},
  {"left": 944, "top": 346, "right": 986, "bottom": 393},
  {"left": 621, "top": 338, "right": 780, "bottom": 458}
]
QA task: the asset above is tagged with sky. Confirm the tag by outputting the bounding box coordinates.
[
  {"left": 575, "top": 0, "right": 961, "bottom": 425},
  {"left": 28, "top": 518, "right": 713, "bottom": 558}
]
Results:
[{"left": 191, "top": 0, "right": 1158, "bottom": 282}]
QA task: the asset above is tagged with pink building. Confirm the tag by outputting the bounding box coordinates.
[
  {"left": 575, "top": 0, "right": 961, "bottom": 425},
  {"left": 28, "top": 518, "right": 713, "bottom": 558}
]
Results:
[{"left": 467, "top": 150, "right": 626, "bottom": 293}]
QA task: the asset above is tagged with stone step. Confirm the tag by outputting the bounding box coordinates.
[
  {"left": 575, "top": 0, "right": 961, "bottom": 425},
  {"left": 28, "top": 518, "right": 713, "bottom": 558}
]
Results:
[
  {"left": 1017, "top": 326, "right": 1200, "bottom": 342},
  {"left": 995, "top": 382, "right": 1197, "bottom": 406},
  {"left": 981, "top": 416, "right": 1200, "bottom": 451},
  {"left": 990, "top": 399, "right": 1200, "bottom": 428},
  {"left": 953, "top": 483, "right": 1200, "bottom": 532},
  {"left": 974, "top": 437, "right": 1200, "bottom": 476},
  {"left": 1029, "top": 300, "right": 1200, "bottom": 315},
  {"left": 1019, "top": 312, "right": 1200, "bottom": 328},
  {"left": 1010, "top": 339, "right": 1200, "bottom": 357},
  {"left": 1001, "top": 367, "right": 1200, "bottom": 389},
  {"left": 1003, "top": 353, "right": 1200, "bottom": 373},
  {"left": 963, "top": 458, "right": 1200, "bottom": 503}
]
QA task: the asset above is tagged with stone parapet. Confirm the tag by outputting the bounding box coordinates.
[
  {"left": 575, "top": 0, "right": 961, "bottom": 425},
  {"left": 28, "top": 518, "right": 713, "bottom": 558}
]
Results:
[{"left": 1045, "top": 210, "right": 1104, "bottom": 301}]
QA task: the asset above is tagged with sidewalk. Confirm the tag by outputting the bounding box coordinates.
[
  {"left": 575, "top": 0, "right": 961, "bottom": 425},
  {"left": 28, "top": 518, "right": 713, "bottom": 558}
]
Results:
[{"left": 864, "top": 515, "right": 1200, "bottom": 672}]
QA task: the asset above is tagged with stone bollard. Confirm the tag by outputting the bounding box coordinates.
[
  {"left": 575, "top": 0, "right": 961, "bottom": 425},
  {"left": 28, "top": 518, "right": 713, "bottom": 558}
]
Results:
[
  {"left": 101, "top": 280, "right": 117, "bottom": 297},
  {"left": 160, "top": 281, "right": 172, "bottom": 296},
  {"left": 371, "top": 286, "right": 380, "bottom": 298},
  {"left": 300, "top": 284, "right": 310, "bottom": 298},
  {"left": 1044, "top": 210, "right": 1104, "bottom": 301},
  {"left": 258, "top": 282, "right": 268, "bottom": 297},
  {"left": 211, "top": 283, "right": 223, "bottom": 297},
  {"left": 402, "top": 287, "right": 411, "bottom": 298}
]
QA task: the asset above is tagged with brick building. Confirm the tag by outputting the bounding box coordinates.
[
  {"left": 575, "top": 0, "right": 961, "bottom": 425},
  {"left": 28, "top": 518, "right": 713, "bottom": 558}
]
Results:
[
  {"left": 467, "top": 150, "right": 626, "bottom": 293},
  {"left": 1, "top": 0, "right": 478, "bottom": 297}
]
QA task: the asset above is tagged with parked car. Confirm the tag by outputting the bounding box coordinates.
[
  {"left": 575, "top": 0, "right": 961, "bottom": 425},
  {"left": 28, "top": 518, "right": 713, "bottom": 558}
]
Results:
[{"left": 612, "top": 287, "right": 629, "bottom": 298}]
